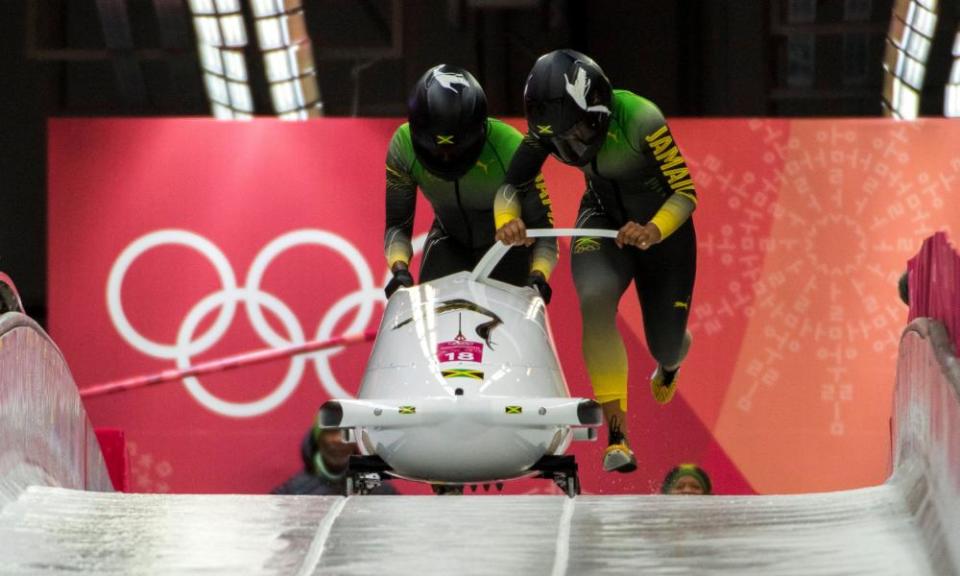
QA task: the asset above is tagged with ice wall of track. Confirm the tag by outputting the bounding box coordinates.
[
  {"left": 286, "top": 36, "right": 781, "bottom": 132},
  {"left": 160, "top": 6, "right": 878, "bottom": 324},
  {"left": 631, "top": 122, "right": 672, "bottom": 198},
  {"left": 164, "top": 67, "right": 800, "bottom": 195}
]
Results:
[
  {"left": 907, "top": 232, "right": 960, "bottom": 354},
  {"left": 0, "top": 275, "right": 112, "bottom": 509},
  {"left": 890, "top": 319, "right": 960, "bottom": 575}
]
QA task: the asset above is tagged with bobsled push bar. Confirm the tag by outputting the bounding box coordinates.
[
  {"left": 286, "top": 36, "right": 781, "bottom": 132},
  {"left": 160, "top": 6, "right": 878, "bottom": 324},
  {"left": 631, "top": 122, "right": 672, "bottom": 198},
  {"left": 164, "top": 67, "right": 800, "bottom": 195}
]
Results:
[{"left": 470, "top": 228, "right": 619, "bottom": 283}]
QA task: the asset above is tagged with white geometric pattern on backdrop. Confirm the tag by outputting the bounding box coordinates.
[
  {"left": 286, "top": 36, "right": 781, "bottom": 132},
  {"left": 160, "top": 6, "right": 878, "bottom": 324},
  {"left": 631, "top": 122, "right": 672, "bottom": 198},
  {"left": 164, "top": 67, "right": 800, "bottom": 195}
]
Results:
[{"left": 690, "top": 120, "right": 955, "bottom": 436}]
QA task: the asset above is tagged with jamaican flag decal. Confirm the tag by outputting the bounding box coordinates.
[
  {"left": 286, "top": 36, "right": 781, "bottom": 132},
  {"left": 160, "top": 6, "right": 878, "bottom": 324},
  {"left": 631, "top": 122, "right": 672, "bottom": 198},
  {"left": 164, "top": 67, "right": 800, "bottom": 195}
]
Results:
[{"left": 441, "top": 369, "right": 484, "bottom": 380}]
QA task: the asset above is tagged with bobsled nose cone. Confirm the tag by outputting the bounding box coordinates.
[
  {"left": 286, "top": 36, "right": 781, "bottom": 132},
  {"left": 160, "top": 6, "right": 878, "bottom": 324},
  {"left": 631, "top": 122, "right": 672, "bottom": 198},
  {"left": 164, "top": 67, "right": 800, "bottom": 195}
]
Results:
[
  {"left": 318, "top": 401, "right": 344, "bottom": 427},
  {"left": 577, "top": 399, "right": 603, "bottom": 426}
]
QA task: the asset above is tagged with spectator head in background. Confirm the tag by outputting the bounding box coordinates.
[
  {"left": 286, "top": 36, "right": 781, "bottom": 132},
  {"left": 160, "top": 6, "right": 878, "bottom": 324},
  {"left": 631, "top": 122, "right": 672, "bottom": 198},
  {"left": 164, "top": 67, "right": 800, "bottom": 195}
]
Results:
[
  {"left": 661, "top": 463, "right": 712, "bottom": 495},
  {"left": 302, "top": 427, "right": 357, "bottom": 478},
  {"left": 898, "top": 270, "right": 909, "bottom": 306},
  {"left": 271, "top": 426, "right": 363, "bottom": 496}
]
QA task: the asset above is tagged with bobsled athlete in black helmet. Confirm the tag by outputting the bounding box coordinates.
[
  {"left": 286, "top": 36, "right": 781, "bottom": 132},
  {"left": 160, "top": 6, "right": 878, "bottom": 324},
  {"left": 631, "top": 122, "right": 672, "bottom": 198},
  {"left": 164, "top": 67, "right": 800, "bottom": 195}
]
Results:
[
  {"left": 383, "top": 64, "right": 557, "bottom": 301},
  {"left": 496, "top": 50, "right": 698, "bottom": 474}
]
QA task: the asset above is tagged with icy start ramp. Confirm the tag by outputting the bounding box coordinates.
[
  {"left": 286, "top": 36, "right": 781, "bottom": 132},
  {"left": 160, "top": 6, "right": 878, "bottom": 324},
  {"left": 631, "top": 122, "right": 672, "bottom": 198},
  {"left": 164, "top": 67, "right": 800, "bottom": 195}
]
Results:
[
  {"left": 0, "top": 487, "right": 938, "bottom": 575},
  {"left": 0, "top": 270, "right": 958, "bottom": 574}
]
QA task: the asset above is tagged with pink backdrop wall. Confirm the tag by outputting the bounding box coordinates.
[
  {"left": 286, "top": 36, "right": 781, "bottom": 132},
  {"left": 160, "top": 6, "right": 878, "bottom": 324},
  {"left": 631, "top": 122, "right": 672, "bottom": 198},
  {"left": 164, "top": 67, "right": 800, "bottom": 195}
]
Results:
[{"left": 48, "top": 118, "right": 960, "bottom": 494}]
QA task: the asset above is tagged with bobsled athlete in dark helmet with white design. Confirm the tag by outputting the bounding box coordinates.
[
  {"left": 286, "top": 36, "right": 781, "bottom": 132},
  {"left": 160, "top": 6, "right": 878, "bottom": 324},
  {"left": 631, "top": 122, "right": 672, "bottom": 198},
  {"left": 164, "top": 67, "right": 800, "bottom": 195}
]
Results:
[
  {"left": 496, "top": 49, "right": 699, "bottom": 474},
  {"left": 383, "top": 64, "right": 557, "bottom": 301}
]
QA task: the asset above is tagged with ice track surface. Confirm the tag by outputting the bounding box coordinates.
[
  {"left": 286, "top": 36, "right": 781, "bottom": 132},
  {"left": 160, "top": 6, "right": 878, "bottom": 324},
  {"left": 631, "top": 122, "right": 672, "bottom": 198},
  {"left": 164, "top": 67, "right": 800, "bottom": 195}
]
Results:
[
  {"left": 0, "top": 487, "right": 939, "bottom": 575},
  {"left": 1, "top": 285, "right": 958, "bottom": 574}
]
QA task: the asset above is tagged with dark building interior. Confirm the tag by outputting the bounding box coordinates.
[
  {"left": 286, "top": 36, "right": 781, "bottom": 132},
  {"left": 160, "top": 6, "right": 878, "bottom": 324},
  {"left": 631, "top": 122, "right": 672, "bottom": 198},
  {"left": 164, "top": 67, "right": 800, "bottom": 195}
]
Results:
[{"left": 2, "top": 0, "right": 959, "bottom": 322}]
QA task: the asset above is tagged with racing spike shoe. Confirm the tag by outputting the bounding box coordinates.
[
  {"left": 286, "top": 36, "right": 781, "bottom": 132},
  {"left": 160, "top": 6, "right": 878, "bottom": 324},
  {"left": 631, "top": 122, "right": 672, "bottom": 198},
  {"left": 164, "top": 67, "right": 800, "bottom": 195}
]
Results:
[
  {"left": 602, "top": 416, "right": 637, "bottom": 473},
  {"left": 650, "top": 365, "right": 679, "bottom": 404},
  {"left": 651, "top": 330, "right": 692, "bottom": 404}
]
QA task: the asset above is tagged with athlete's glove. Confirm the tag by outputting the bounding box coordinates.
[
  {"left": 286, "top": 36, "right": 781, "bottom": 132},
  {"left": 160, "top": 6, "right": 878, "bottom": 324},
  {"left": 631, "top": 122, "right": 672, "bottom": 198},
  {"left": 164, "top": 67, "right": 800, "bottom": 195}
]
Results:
[
  {"left": 384, "top": 266, "right": 414, "bottom": 299},
  {"left": 527, "top": 271, "right": 552, "bottom": 305}
]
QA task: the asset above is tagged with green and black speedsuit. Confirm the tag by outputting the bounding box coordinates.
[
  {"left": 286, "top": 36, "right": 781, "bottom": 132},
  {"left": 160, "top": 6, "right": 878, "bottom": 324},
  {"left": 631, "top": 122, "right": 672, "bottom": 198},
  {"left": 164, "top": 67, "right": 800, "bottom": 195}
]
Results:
[
  {"left": 498, "top": 90, "right": 697, "bottom": 411},
  {"left": 385, "top": 118, "right": 557, "bottom": 285}
]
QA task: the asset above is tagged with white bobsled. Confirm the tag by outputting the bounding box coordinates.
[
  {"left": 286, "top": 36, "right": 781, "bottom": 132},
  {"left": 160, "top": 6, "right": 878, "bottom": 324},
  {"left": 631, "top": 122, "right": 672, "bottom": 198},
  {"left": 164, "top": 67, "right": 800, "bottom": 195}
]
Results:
[{"left": 317, "top": 229, "right": 618, "bottom": 496}]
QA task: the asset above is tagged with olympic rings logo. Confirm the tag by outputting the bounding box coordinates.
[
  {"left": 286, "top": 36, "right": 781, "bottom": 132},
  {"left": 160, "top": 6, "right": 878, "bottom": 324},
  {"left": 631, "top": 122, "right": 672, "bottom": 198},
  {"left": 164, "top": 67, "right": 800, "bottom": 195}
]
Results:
[{"left": 107, "top": 229, "right": 423, "bottom": 418}]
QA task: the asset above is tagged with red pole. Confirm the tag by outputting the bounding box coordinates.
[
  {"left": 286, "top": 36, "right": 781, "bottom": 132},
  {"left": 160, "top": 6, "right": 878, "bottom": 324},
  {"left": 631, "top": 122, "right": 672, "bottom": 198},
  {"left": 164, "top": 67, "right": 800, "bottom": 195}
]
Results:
[{"left": 80, "top": 330, "right": 376, "bottom": 398}]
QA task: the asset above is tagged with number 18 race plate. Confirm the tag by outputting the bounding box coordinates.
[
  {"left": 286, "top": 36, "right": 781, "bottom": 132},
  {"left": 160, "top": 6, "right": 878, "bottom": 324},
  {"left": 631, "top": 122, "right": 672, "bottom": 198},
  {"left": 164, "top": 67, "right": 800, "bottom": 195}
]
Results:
[{"left": 437, "top": 340, "right": 484, "bottom": 363}]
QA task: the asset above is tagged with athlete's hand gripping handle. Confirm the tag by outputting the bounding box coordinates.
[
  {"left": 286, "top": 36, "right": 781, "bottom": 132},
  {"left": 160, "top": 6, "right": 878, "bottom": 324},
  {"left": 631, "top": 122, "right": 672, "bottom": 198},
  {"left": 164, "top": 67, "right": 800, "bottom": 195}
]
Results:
[
  {"left": 495, "top": 218, "right": 534, "bottom": 247},
  {"left": 384, "top": 262, "right": 414, "bottom": 299},
  {"left": 616, "top": 221, "right": 662, "bottom": 250},
  {"left": 527, "top": 270, "right": 552, "bottom": 304}
]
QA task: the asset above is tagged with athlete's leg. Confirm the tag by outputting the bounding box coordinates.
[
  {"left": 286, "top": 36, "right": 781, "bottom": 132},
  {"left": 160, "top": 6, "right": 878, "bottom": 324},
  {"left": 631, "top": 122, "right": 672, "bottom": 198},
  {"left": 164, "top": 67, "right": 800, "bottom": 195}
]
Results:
[
  {"left": 572, "top": 211, "right": 636, "bottom": 472},
  {"left": 634, "top": 221, "right": 697, "bottom": 403},
  {"left": 419, "top": 223, "right": 474, "bottom": 283},
  {"left": 574, "top": 242, "right": 633, "bottom": 410}
]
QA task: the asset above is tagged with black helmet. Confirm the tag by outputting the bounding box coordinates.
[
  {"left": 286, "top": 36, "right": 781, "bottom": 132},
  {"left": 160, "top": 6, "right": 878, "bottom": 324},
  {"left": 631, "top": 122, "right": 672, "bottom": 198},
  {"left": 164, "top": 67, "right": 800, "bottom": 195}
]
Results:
[
  {"left": 408, "top": 64, "right": 488, "bottom": 179},
  {"left": 523, "top": 49, "right": 612, "bottom": 166}
]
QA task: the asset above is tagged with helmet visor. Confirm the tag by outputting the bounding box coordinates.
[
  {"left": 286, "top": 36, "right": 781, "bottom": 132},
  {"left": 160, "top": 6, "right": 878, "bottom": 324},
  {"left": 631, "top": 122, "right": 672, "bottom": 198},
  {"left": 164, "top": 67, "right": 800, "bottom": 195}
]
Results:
[{"left": 549, "top": 120, "right": 603, "bottom": 165}]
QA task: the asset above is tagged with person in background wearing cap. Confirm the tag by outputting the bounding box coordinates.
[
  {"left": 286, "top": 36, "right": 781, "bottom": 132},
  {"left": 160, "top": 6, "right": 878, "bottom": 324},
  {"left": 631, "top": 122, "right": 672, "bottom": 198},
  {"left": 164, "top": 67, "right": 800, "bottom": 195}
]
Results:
[
  {"left": 495, "top": 50, "right": 698, "bottom": 474},
  {"left": 661, "top": 464, "right": 712, "bottom": 495},
  {"left": 271, "top": 427, "right": 396, "bottom": 495},
  {"left": 383, "top": 64, "right": 557, "bottom": 301}
]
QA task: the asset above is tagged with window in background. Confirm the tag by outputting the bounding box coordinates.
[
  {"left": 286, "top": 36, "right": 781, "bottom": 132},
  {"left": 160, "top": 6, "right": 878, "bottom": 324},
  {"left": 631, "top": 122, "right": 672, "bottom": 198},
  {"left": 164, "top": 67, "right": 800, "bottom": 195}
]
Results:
[
  {"left": 945, "top": 29, "right": 960, "bottom": 116},
  {"left": 251, "top": 0, "right": 322, "bottom": 119},
  {"left": 882, "top": 0, "right": 938, "bottom": 119},
  {"left": 189, "top": 0, "right": 255, "bottom": 119}
]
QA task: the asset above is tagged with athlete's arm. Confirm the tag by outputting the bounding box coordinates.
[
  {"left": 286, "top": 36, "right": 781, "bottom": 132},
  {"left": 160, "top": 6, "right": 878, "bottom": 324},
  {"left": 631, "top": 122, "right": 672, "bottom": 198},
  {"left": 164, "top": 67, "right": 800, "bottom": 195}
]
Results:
[
  {"left": 494, "top": 135, "right": 551, "bottom": 244},
  {"left": 384, "top": 130, "right": 418, "bottom": 270},
  {"left": 519, "top": 172, "right": 558, "bottom": 279},
  {"left": 628, "top": 99, "right": 697, "bottom": 241}
]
